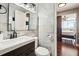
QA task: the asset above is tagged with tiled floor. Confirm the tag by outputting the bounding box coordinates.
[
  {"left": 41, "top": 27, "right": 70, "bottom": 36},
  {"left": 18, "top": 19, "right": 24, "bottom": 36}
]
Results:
[{"left": 57, "top": 41, "right": 79, "bottom": 56}]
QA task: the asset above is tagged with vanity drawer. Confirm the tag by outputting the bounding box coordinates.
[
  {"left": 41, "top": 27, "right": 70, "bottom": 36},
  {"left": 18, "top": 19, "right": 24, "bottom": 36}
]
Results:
[{"left": 2, "top": 41, "right": 35, "bottom": 56}]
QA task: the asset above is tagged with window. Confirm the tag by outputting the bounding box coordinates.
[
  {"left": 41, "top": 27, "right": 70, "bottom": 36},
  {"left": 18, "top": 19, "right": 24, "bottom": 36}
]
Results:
[{"left": 62, "top": 14, "right": 76, "bottom": 32}]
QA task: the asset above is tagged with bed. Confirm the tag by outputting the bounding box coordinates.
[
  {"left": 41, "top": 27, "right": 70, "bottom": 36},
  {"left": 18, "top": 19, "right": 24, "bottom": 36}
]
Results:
[{"left": 62, "top": 32, "right": 76, "bottom": 39}]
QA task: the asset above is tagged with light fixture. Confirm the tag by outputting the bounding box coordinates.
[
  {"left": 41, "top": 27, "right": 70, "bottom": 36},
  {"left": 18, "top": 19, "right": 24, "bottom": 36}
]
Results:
[
  {"left": 24, "top": 3, "right": 30, "bottom": 8},
  {"left": 30, "top": 3, "right": 36, "bottom": 8},
  {"left": 15, "top": 3, "right": 36, "bottom": 13},
  {"left": 58, "top": 3, "right": 66, "bottom": 7},
  {"left": 62, "top": 16, "right": 66, "bottom": 21}
]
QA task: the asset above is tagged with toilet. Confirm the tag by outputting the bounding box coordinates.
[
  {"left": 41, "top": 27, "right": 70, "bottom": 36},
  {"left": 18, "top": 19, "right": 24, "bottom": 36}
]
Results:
[
  {"left": 35, "top": 47, "right": 50, "bottom": 56},
  {"left": 34, "top": 37, "right": 50, "bottom": 56}
]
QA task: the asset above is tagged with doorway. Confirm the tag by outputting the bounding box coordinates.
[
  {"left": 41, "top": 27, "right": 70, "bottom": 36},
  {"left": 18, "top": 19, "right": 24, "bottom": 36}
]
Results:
[{"left": 57, "top": 13, "right": 77, "bottom": 56}]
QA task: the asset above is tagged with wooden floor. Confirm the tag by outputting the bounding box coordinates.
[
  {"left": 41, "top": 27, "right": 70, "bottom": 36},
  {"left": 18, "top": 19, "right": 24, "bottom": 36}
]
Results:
[{"left": 57, "top": 41, "right": 79, "bottom": 56}]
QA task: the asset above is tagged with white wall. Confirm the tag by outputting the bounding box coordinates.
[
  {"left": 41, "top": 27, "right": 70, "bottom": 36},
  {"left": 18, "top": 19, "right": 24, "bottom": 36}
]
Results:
[
  {"left": 57, "top": 8, "right": 77, "bottom": 16},
  {"left": 29, "top": 13, "right": 37, "bottom": 31},
  {"left": 0, "top": 3, "right": 8, "bottom": 32},
  {"left": 38, "top": 3, "right": 56, "bottom": 55},
  {"left": 15, "top": 10, "right": 28, "bottom": 30}
]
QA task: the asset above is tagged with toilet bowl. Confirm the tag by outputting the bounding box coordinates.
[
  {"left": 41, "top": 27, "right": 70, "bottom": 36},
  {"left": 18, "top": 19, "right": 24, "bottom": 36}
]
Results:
[
  {"left": 35, "top": 47, "right": 50, "bottom": 56},
  {"left": 34, "top": 37, "right": 50, "bottom": 56}
]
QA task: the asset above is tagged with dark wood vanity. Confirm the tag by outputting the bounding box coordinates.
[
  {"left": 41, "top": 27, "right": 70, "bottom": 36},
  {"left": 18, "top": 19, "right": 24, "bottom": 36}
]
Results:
[{"left": 2, "top": 41, "right": 35, "bottom": 56}]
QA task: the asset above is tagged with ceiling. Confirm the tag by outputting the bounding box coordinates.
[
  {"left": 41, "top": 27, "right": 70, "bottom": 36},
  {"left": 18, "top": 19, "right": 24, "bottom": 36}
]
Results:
[{"left": 57, "top": 3, "right": 79, "bottom": 12}]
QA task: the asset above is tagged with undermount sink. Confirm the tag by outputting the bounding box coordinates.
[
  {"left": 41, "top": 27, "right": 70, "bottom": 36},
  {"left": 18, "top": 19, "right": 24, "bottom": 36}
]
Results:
[{"left": 0, "top": 36, "right": 35, "bottom": 50}]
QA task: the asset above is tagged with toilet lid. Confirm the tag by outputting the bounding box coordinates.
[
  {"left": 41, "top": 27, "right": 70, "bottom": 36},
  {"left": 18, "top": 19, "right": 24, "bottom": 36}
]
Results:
[{"left": 35, "top": 47, "right": 50, "bottom": 56}]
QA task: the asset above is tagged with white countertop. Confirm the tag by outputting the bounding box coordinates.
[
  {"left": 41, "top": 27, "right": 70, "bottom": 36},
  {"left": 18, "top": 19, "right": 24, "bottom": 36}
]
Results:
[{"left": 0, "top": 36, "right": 36, "bottom": 55}]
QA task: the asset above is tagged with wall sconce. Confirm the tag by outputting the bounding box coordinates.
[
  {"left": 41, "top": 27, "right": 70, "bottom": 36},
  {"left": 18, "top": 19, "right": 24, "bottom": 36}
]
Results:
[{"left": 0, "top": 4, "right": 7, "bottom": 14}]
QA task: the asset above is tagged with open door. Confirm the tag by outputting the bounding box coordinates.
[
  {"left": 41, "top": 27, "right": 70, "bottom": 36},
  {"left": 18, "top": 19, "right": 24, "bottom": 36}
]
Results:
[
  {"left": 57, "top": 16, "right": 62, "bottom": 42},
  {"left": 57, "top": 16, "right": 62, "bottom": 56}
]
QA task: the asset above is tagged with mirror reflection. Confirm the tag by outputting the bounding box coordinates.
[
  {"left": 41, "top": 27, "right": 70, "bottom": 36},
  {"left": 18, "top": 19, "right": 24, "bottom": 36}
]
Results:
[{"left": 0, "top": 3, "right": 37, "bottom": 40}]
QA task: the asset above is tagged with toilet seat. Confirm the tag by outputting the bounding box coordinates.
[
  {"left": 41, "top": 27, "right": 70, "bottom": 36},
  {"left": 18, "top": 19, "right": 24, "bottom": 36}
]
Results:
[{"left": 35, "top": 47, "right": 50, "bottom": 56}]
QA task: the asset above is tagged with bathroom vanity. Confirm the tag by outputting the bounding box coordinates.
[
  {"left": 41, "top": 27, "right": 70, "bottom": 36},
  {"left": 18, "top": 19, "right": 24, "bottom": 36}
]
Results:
[
  {"left": 0, "top": 36, "right": 36, "bottom": 56},
  {"left": 2, "top": 41, "right": 35, "bottom": 56}
]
